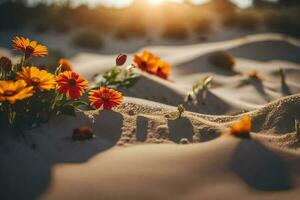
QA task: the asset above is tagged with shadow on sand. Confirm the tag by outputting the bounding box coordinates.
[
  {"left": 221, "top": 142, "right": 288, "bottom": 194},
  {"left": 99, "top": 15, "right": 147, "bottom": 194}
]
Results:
[
  {"left": 168, "top": 117, "right": 194, "bottom": 143},
  {"left": 230, "top": 140, "right": 292, "bottom": 191},
  {"left": 237, "top": 78, "right": 271, "bottom": 102},
  {"left": 136, "top": 116, "right": 149, "bottom": 142},
  {"left": 0, "top": 110, "right": 123, "bottom": 200}
]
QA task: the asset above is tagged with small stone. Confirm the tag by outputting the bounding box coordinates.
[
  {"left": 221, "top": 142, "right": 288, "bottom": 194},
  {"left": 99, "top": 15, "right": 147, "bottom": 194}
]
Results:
[{"left": 72, "top": 126, "right": 94, "bottom": 141}]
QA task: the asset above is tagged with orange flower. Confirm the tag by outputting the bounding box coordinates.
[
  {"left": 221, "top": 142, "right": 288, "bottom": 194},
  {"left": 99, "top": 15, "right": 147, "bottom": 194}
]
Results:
[
  {"left": 248, "top": 70, "right": 264, "bottom": 81},
  {"left": 229, "top": 116, "right": 252, "bottom": 138},
  {"left": 134, "top": 51, "right": 159, "bottom": 74},
  {"left": 56, "top": 71, "right": 88, "bottom": 99},
  {"left": 134, "top": 51, "right": 171, "bottom": 79},
  {"left": 17, "top": 66, "right": 56, "bottom": 91},
  {"left": 89, "top": 87, "right": 123, "bottom": 110},
  {"left": 59, "top": 58, "right": 72, "bottom": 71},
  {"left": 0, "top": 80, "right": 33, "bottom": 104},
  {"left": 12, "top": 36, "right": 48, "bottom": 58},
  {"left": 156, "top": 60, "right": 171, "bottom": 79}
]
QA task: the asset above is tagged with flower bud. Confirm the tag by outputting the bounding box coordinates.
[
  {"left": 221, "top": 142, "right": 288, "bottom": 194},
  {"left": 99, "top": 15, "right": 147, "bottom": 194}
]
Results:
[
  {"left": 116, "top": 53, "right": 127, "bottom": 66},
  {"left": 0, "top": 56, "right": 12, "bottom": 71},
  {"left": 59, "top": 58, "right": 72, "bottom": 71}
]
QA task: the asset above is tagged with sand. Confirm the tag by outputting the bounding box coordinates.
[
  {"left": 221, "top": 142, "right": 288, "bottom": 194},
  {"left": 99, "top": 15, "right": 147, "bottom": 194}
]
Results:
[{"left": 1, "top": 33, "right": 300, "bottom": 200}]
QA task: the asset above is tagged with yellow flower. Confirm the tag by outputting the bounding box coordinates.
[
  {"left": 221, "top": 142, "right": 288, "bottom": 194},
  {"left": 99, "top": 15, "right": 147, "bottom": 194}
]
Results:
[
  {"left": 17, "top": 66, "right": 56, "bottom": 91},
  {"left": 0, "top": 80, "right": 33, "bottom": 104},
  {"left": 12, "top": 36, "right": 48, "bottom": 58}
]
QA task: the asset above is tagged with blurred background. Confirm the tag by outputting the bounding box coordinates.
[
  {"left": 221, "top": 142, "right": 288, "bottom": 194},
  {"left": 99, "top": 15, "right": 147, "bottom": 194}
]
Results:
[{"left": 0, "top": 0, "right": 299, "bottom": 60}]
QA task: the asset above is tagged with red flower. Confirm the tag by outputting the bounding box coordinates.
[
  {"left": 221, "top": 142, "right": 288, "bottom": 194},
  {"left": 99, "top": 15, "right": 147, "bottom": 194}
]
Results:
[
  {"left": 56, "top": 71, "right": 88, "bottom": 99},
  {"left": 89, "top": 87, "right": 123, "bottom": 110}
]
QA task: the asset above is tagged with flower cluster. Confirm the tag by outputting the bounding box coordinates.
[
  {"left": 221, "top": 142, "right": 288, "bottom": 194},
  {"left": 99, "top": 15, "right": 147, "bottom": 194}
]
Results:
[
  {"left": 134, "top": 51, "right": 171, "bottom": 79},
  {"left": 0, "top": 36, "right": 123, "bottom": 127}
]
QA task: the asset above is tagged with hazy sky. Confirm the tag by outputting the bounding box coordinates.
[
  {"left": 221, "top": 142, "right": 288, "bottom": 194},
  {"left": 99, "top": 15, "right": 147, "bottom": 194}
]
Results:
[{"left": 26, "top": 0, "right": 277, "bottom": 9}]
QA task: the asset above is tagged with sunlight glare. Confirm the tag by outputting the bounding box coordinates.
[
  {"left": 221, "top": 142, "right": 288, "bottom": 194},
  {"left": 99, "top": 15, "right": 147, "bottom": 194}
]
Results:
[{"left": 147, "top": 0, "right": 165, "bottom": 5}]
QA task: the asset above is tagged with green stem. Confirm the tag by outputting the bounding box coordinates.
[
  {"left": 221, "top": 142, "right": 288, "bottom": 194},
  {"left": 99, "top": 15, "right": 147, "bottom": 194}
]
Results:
[
  {"left": 55, "top": 64, "right": 63, "bottom": 75},
  {"left": 7, "top": 104, "right": 16, "bottom": 125},
  {"left": 20, "top": 55, "right": 25, "bottom": 69},
  {"left": 51, "top": 92, "right": 61, "bottom": 111}
]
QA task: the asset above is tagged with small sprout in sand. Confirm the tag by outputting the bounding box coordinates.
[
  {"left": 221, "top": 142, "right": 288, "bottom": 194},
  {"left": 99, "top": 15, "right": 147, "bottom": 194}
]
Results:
[
  {"left": 193, "top": 75, "right": 213, "bottom": 91},
  {"left": 185, "top": 91, "right": 197, "bottom": 105},
  {"left": 180, "top": 138, "right": 190, "bottom": 144},
  {"left": 185, "top": 75, "right": 213, "bottom": 104},
  {"left": 247, "top": 70, "right": 264, "bottom": 81},
  {"left": 177, "top": 104, "right": 185, "bottom": 118},
  {"left": 72, "top": 126, "right": 95, "bottom": 141},
  {"left": 279, "top": 68, "right": 286, "bottom": 85},
  {"left": 208, "top": 51, "right": 235, "bottom": 70},
  {"left": 228, "top": 115, "right": 252, "bottom": 139},
  {"left": 295, "top": 119, "right": 300, "bottom": 134}
]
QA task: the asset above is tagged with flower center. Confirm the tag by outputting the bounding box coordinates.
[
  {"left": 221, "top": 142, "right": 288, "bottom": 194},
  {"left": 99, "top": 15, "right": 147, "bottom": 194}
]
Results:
[
  {"left": 31, "top": 77, "right": 40, "bottom": 86},
  {"left": 68, "top": 79, "right": 77, "bottom": 87},
  {"left": 102, "top": 94, "right": 110, "bottom": 102},
  {"left": 25, "top": 46, "right": 34, "bottom": 58},
  {"left": 141, "top": 61, "right": 147, "bottom": 68},
  {"left": 3, "top": 90, "right": 15, "bottom": 97}
]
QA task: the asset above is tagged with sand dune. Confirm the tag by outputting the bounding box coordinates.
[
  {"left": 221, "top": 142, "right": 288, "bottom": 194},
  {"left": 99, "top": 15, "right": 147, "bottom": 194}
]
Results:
[
  {"left": 2, "top": 94, "right": 300, "bottom": 200},
  {"left": 1, "top": 33, "right": 300, "bottom": 200},
  {"left": 73, "top": 33, "right": 300, "bottom": 115}
]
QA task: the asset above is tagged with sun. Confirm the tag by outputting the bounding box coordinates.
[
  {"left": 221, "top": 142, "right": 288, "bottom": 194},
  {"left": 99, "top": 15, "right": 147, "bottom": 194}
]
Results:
[{"left": 147, "top": 0, "right": 165, "bottom": 5}]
